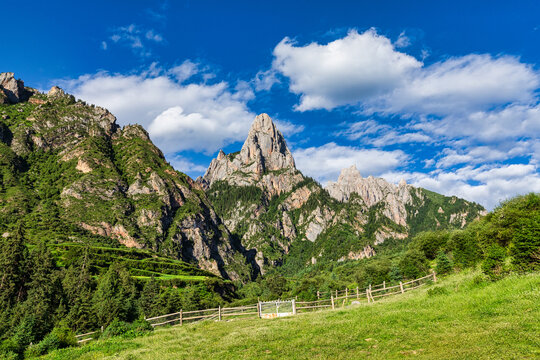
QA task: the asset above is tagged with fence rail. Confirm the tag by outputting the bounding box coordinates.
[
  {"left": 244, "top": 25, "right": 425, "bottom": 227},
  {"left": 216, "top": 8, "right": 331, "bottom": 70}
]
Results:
[{"left": 76, "top": 272, "right": 436, "bottom": 343}]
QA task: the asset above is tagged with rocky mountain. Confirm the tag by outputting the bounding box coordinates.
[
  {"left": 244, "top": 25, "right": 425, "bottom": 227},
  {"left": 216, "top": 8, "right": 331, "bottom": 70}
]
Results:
[
  {"left": 0, "top": 72, "right": 250, "bottom": 280},
  {"left": 199, "top": 113, "right": 302, "bottom": 196},
  {"left": 202, "top": 114, "right": 486, "bottom": 274}
]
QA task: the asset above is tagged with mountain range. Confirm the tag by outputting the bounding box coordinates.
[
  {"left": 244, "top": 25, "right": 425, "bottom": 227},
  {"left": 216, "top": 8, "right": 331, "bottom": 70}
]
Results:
[{"left": 0, "top": 72, "right": 486, "bottom": 279}]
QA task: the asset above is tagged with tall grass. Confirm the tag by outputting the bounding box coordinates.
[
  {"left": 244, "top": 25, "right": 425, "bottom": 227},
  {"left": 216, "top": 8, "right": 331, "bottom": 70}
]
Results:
[{"left": 41, "top": 270, "right": 540, "bottom": 359}]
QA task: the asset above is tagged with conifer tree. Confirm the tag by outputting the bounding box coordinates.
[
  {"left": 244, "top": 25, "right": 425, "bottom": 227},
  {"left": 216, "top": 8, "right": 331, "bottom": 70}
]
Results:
[{"left": 92, "top": 262, "right": 138, "bottom": 326}]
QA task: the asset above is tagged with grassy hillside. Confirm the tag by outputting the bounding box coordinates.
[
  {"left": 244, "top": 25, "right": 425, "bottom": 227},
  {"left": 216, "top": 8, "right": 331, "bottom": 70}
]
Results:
[{"left": 41, "top": 270, "right": 539, "bottom": 359}]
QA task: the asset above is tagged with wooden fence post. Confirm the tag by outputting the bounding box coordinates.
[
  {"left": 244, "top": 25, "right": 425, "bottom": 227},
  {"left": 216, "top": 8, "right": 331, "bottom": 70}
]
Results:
[
  {"left": 383, "top": 281, "right": 386, "bottom": 289},
  {"left": 356, "top": 286, "right": 359, "bottom": 299},
  {"left": 292, "top": 299, "right": 297, "bottom": 315},
  {"left": 317, "top": 291, "right": 320, "bottom": 300},
  {"left": 433, "top": 271, "right": 437, "bottom": 282},
  {"left": 331, "top": 296, "right": 335, "bottom": 310},
  {"left": 369, "top": 289, "right": 374, "bottom": 303},
  {"left": 335, "top": 289, "right": 338, "bottom": 298},
  {"left": 366, "top": 289, "right": 370, "bottom": 303},
  {"left": 399, "top": 281, "right": 404, "bottom": 294},
  {"left": 345, "top": 288, "right": 348, "bottom": 299},
  {"left": 218, "top": 305, "right": 222, "bottom": 321},
  {"left": 257, "top": 301, "right": 261, "bottom": 318},
  {"left": 180, "top": 309, "right": 183, "bottom": 326}
]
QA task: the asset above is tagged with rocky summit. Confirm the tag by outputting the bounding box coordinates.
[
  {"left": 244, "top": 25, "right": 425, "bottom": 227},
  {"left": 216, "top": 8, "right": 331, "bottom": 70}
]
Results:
[
  {"left": 0, "top": 73, "right": 250, "bottom": 280},
  {"left": 199, "top": 113, "right": 301, "bottom": 196},
  {"left": 204, "top": 114, "right": 486, "bottom": 273}
]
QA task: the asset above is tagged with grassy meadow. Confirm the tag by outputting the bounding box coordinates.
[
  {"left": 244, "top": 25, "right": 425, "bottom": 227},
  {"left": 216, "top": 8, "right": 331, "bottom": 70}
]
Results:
[{"left": 41, "top": 270, "right": 540, "bottom": 359}]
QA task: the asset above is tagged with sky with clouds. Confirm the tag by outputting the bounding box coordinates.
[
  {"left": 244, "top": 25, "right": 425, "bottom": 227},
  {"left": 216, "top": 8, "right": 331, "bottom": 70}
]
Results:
[{"left": 2, "top": 0, "right": 540, "bottom": 210}]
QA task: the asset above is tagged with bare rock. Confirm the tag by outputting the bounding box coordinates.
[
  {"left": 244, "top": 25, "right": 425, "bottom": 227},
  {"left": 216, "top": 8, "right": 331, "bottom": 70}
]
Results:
[{"left": 0, "top": 72, "right": 32, "bottom": 103}]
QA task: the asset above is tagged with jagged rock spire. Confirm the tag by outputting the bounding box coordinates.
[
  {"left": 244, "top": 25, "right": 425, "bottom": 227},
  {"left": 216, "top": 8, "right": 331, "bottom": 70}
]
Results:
[
  {"left": 200, "top": 113, "right": 297, "bottom": 188},
  {"left": 238, "top": 113, "right": 295, "bottom": 173}
]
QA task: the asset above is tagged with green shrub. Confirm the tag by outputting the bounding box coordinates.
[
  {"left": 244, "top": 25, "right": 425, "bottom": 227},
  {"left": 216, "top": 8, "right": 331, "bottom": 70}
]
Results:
[
  {"left": 102, "top": 318, "right": 153, "bottom": 339},
  {"left": 25, "top": 325, "right": 77, "bottom": 357},
  {"left": 481, "top": 245, "right": 507, "bottom": 280},
  {"left": 427, "top": 286, "right": 449, "bottom": 297}
]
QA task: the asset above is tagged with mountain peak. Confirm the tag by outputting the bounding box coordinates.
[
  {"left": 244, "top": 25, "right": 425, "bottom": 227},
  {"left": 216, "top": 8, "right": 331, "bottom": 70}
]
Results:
[
  {"left": 238, "top": 113, "right": 295, "bottom": 172},
  {"left": 200, "top": 113, "right": 300, "bottom": 193}
]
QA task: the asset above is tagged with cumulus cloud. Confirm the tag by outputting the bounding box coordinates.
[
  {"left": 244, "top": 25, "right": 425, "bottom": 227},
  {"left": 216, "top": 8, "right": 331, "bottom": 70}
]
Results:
[
  {"left": 368, "top": 54, "right": 539, "bottom": 117},
  {"left": 61, "top": 66, "right": 256, "bottom": 155},
  {"left": 293, "top": 142, "right": 408, "bottom": 184},
  {"left": 271, "top": 29, "right": 539, "bottom": 116},
  {"left": 272, "top": 29, "right": 422, "bottom": 111}
]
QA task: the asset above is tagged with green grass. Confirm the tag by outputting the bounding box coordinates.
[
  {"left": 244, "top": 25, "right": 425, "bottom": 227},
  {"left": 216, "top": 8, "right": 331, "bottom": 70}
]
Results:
[{"left": 42, "top": 271, "right": 539, "bottom": 359}]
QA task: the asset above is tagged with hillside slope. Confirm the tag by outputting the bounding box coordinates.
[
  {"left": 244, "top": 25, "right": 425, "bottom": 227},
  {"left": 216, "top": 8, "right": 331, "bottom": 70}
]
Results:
[
  {"left": 0, "top": 72, "right": 249, "bottom": 280},
  {"left": 41, "top": 271, "right": 540, "bottom": 359}
]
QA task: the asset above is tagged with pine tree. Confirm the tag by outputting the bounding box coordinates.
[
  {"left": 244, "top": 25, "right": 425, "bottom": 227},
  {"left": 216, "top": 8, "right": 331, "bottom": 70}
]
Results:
[
  {"left": 92, "top": 262, "right": 138, "bottom": 327},
  {"left": 435, "top": 251, "right": 453, "bottom": 275},
  {"left": 0, "top": 223, "right": 28, "bottom": 309},
  {"left": 138, "top": 277, "right": 161, "bottom": 318},
  {"left": 62, "top": 249, "right": 96, "bottom": 332}
]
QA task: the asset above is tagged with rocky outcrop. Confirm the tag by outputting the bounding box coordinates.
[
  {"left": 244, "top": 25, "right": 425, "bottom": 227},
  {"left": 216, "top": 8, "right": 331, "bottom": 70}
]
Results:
[
  {"left": 0, "top": 72, "right": 34, "bottom": 104},
  {"left": 326, "top": 165, "right": 412, "bottom": 226},
  {"left": 200, "top": 113, "right": 301, "bottom": 196}
]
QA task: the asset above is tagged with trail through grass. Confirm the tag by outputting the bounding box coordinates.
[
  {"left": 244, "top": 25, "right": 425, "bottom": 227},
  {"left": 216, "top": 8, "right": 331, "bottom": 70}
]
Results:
[{"left": 42, "top": 271, "right": 540, "bottom": 359}]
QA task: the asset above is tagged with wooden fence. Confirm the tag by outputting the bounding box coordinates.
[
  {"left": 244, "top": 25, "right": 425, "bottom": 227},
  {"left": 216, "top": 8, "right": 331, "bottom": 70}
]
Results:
[{"left": 76, "top": 272, "right": 436, "bottom": 342}]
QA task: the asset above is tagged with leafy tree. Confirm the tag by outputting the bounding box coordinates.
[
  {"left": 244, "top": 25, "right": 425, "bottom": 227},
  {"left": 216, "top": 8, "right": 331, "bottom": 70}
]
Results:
[
  {"left": 447, "top": 230, "right": 480, "bottom": 268},
  {"left": 399, "top": 248, "right": 429, "bottom": 279}
]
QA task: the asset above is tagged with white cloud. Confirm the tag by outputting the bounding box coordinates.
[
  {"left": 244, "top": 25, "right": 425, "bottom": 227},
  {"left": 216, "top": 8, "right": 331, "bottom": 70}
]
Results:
[
  {"left": 339, "top": 119, "right": 432, "bottom": 147},
  {"left": 272, "top": 29, "right": 422, "bottom": 111},
  {"left": 108, "top": 24, "right": 164, "bottom": 57},
  {"left": 254, "top": 69, "right": 279, "bottom": 91},
  {"left": 368, "top": 54, "right": 539, "bottom": 117},
  {"left": 167, "top": 154, "right": 207, "bottom": 174},
  {"left": 394, "top": 31, "right": 411, "bottom": 48},
  {"left": 271, "top": 29, "right": 539, "bottom": 116},
  {"left": 101, "top": 41, "right": 108, "bottom": 50},
  {"left": 293, "top": 142, "right": 408, "bottom": 184},
  {"left": 384, "top": 163, "right": 540, "bottom": 210},
  {"left": 273, "top": 119, "right": 305, "bottom": 136},
  {"left": 168, "top": 60, "right": 198, "bottom": 83},
  {"left": 61, "top": 66, "right": 255, "bottom": 155}
]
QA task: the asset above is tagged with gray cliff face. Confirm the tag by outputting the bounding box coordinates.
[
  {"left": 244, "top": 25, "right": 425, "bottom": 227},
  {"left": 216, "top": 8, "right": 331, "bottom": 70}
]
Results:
[
  {"left": 0, "top": 72, "right": 35, "bottom": 104},
  {"left": 326, "top": 165, "right": 413, "bottom": 227},
  {"left": 200, "top": 113, "right": 301, "bottom": 196}
]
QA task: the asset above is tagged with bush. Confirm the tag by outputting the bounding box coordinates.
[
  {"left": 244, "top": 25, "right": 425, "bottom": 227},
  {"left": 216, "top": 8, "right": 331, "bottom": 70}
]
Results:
[
  {"left": 481, "top": 245, "right": 507, "bottom": 280},
  {"left": 102, "top": 318, "right": 153, "bottom": 339},
  {"left": 25, "top": 325, "right": 77, "bottom": 357},
  {"left": 427, "top": 286, "right": 449, "bottom": 297},
  {"left": 399, "top": 248, "right": 429, "bottom": 279}
]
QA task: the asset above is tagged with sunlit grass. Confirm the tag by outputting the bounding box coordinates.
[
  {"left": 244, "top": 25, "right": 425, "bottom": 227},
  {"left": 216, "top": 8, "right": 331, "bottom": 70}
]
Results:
[{"left": 42, "top": 270, "right": 540, "bottom": 359}]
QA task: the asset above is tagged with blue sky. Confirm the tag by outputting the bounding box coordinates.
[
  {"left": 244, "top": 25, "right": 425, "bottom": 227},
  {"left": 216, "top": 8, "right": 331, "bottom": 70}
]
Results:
[{"left": 2, "top": 0, "right": 540, "bottom": 209}]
